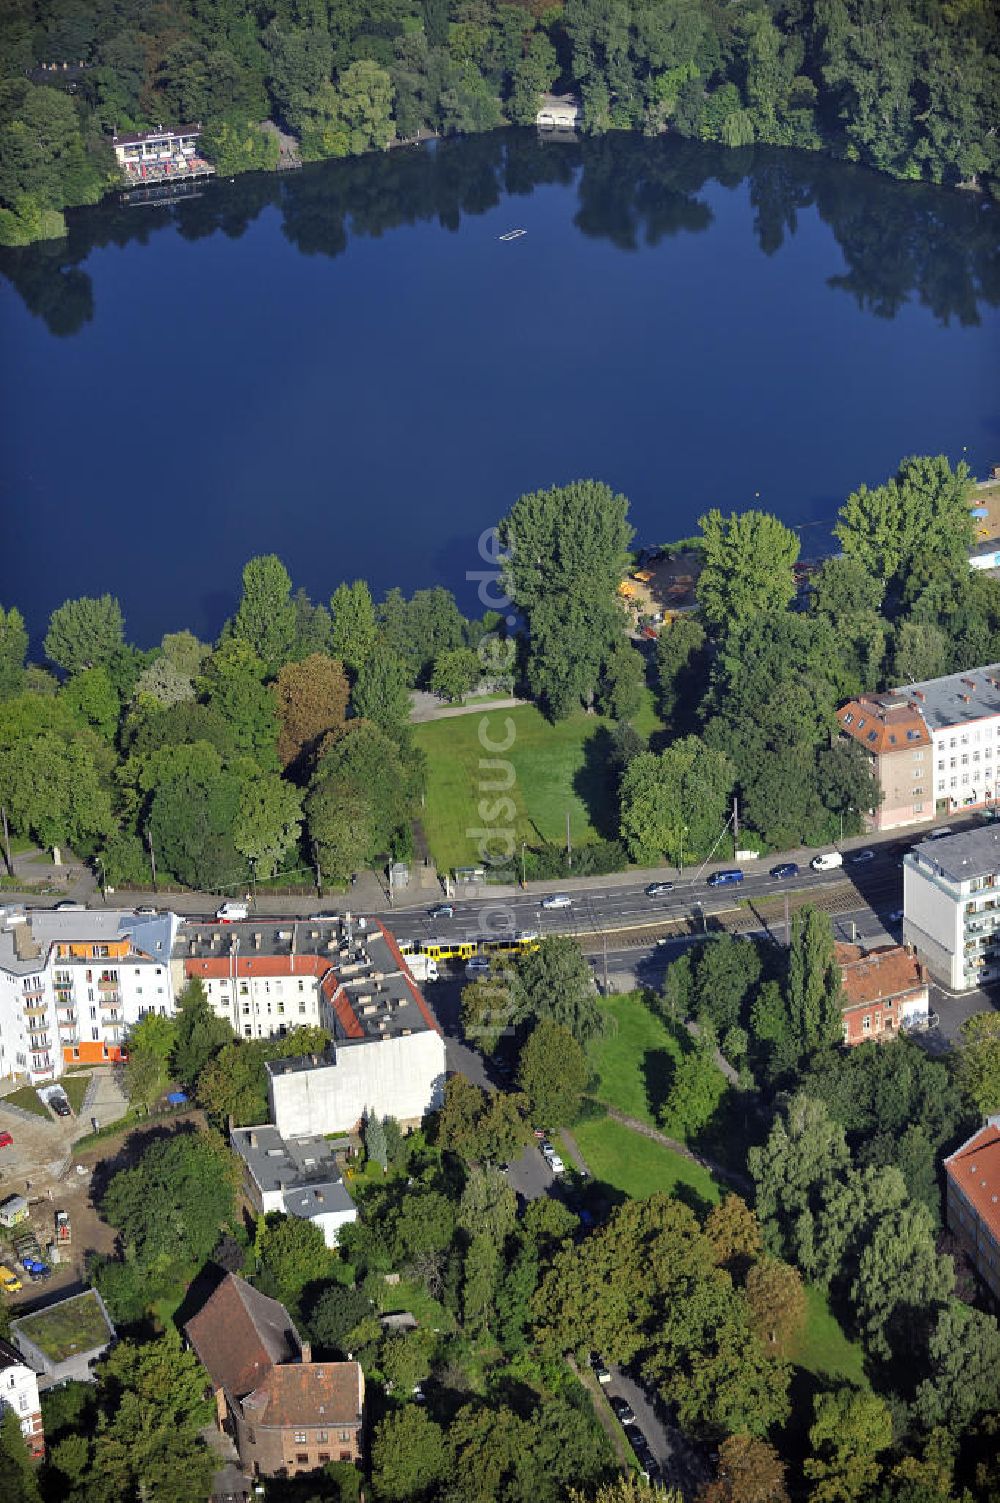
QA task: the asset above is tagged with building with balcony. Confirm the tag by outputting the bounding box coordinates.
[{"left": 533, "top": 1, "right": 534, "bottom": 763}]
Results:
[
  {"left": 0, "top": 907, "right": 178, "bottom": 1082},
  {"left": 110, "top": 124, "right": 215, "bottom": 185},
  {"left": 944, "top": 1119, "right": 1000, "bottom": 1303},
  {"left": 839, "top": 665, "right": 1000, "bottom": 832},
  {"left": 903, "top": 825, "right": 1000, "bottom": 989}
]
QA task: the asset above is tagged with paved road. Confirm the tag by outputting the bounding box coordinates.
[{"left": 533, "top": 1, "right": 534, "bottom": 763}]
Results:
[
  {"left": 603, "top": 1365, "right": 711, "bottom": 1493},
  {"left": 506, "top": 1141, "right": 555, "bottom": 1202}
]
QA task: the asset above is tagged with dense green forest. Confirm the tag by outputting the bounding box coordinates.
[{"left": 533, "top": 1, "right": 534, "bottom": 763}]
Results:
[{"left": 0, "top": 0, "right": 997, "bottom": 245}]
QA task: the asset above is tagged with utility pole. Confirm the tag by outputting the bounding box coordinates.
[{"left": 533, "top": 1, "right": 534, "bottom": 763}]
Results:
[
  {"left": 784, "top": 891, "right": 790, "bottom": 947},
  {"left": 602, "top": 930, "right": 609, "bottom": 996},
  {"left": 312, "top": 841, "right": 322, "bottom": 896},
  {"left": 733, "top": 795, "right": 739, "bottom": 852},
  {"left": 388, "top": 862, "right": 394, "bottom": 908},
  {"left": 145, "top": 827, "right": 158, "bottom": 893},
  {"left": 566, "top": 812, "right": 572, "bottom": 870},
  {"left": 249, "top": 857, "right": 257, "bottom": 911},
  {"left": 520, "top": 841, "right": 526, "bottom": 889},
  {"left": 0, "top": 803, "right": 12, "bottom": 877}
]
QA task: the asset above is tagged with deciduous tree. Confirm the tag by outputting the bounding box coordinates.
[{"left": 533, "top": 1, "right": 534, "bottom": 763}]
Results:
[
  {"left": 696, "top": 510, "right": 799, "bottom": 635},
  {"left": 330, "top": 580, "right": 377, "bottom": 671},
  {"left": 517, "top": 1018, "right": 589, "bottom": 1126},
  {"left": 744, "top": 1256, "right": 806, "bottom": 1355},
  {"left": 44, "top": 593, "right": 125, "bottom": 675},
  {"left": 803, "top": 1388, "right": 892, "bottom": 1503},
  {"left": 272, "top": 652, "right": 349, "bottom": 769},
  {"left": 231, "top": 553, "right": 297, "bottom": 671},
  {"left": 371, "top": 1406, "right": 447, "bottom": 1502}
]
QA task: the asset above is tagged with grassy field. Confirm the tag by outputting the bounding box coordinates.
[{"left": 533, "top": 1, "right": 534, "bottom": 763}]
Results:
[
  {"left": 62, "top": 1075, "right": 91, "bottom": 1115},
  {"left": 586, "top": 994, "right": 684, "bottom": 1127},
  {"left": 413, "top": 691, "right": 663, "bottom": 871},
  {"left": 789, "top": 1284, "right": 867, "bottom": 1385},
  {"left": 571, "top": 1115, "right": 720, "bottom": 1208},
  {"left": 3, "top": 1085, "right": 49, "bottom": 1118},
  {"left": 15, "top": 1290, "right": 112, "bottom": 1361}
]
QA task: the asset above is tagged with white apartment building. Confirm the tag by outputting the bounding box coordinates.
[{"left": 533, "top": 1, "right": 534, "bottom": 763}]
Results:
[
  {"left": 0, "top": 1335, "right": 44, "bottom": 1459},
  {"left": 0, "top": 908, "right": 178, "bottom": 1082},
  {"left": 839, "top": 666, "right": 1000, "bottom": 832},
  {"left": 172, "top": 920, "right": 329, "bottom": 1040},
  {"left": 903, "top": 825, "right": 1000, "bottom": 989},
  {"left": 230, "top": 1124, "right": 357, "bottom": 1248}
]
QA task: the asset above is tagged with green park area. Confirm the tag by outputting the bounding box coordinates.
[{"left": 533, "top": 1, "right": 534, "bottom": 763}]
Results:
[
  {"left": 586, "top": 993, "right": 685, "bottom": 1126},
  {"left": 413, "top": 692, "right": 662, "bottom": 872},
  {"left": 570, "top": 1114, "right": 720, "bottom": 1207},
  {"left": 790, "top": 1284, "right": 867, "bottom": 1386}
]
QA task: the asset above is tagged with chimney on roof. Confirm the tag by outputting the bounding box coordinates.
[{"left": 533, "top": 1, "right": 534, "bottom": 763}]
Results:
[
  {"left": 912, "top": 690, "right": 925, "bottom": 701},
  {"left": 249, "top": 1131, "right": 257, "bottom": 1148},
  {"left": 299, "top": 1338, "right": 312, "bottom": 1365}
]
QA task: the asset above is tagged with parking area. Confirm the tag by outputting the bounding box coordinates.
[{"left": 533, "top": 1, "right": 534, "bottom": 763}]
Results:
[
  {"left": 600, "top": 1360, "right": 711, "bottom": 1493},
  {"left": 506, "top": 1141, "right": 557, "bottom": 1202}
]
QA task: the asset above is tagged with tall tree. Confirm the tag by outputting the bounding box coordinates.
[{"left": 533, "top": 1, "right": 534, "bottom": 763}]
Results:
[
  {"left": 833, "top": 456, "right": 973, "bottom": 606},
  {"left": 171, "top": 977, "right": 232, "bottom": 1087},
  {"left": 231, "top": 554, "right": 296, "bottom": 671},
  {"left": 697, "top": 1433, "right": 789, "bottom": 1503},
  {"left": 785, "top": 906, "right": 843, "bottom": 1058},
  {"left": 0, "top": 605, "right": 27, "bottom": 699},
  {"left": 696, "top": 510, "right": 800, "bottom": 635},
  {"left": 957, "top": 1011, "right": 1000, "bottom": 1115},
  {"left": 371, "top": 1407, "right": 448, "bottom": 1502},
  {"left": 272, "top": 652, "right": 349, "bottom": 770},
  {"left": 44, "top": 594, "right": 125, "bottom": 674},
  {"left": 517, "top": 1018, "right": 589, "bottom": 1126},
  {"left": 803, "top": 1387, "right": 892, "bottom": 1503},
  {"left": 351, "top": 645, "right": 411, "bottom": 732},
  {"left": 233, "top": 771, "right": 303, "bottom": 879},
  {"left": 512, "top": 935, "right": 604, "bottom": 1044},
  {"left": 499, "top": 480, "right": 633, "bottom": 718},
  {"left": 748, "top": 1093, "right": 851, "bottom": 1267},
  {"left": 619, "top": 736, "right": 733, "bottom": 866},
  {"left": 743, "top": 1256, "right": 806, "bottom": 1356},
  {"left": 330, "top": 580, "right": 377, "bottom": 671}
]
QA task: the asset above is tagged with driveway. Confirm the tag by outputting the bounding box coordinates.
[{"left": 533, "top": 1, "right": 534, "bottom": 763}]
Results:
[
  {"left": 607, "top": 1365, "right": 711, "bottom": 1494},
  {"left": 506, "top": 1142, "right": 555, "bottom": 1202},
  {"left": 918, "top": 981, "right": 999, "bottom": 1054}
]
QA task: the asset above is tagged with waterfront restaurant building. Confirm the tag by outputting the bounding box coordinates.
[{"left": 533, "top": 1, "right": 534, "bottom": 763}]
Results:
[{"left": 111, "top": 125, "right": 215, "bottom": 183}]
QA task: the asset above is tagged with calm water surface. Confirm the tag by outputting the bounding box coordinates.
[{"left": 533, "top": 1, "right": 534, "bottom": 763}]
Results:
[{"left": 2, "top": 131, "right": 998, "bottom": 646}]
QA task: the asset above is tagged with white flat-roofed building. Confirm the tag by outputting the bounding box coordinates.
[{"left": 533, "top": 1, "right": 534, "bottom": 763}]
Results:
[
  {"left": 231, "top": 1124, "right": 356, "bottom": 1248},
  {"left": 904, "top": 825, "right": 1000, "bottom": 988},
  {"left": 536, "top": 93, "right": 582, "bottom": 129},
  {"left": 266, "top": 921, "right": 447, "bottom": 1137},
  {"left": 111, "top": 124, "right": 215, "bottom": 183}
]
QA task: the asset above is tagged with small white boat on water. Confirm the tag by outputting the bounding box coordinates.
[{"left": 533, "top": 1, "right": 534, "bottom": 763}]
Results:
[{"left": 498, "top": 228, "right": 527, "bottom": 241}]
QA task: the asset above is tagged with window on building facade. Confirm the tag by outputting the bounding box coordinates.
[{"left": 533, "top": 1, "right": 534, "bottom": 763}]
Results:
[
  {"left": 914, "top": 803, "right": 924, "bottom": 812},
  {"left": 863, "top": 1016, "right": 871, "bottom": 1032},
  {"left": 294, "top": 1432, "right": 307, "bottom": 1444},
  {"left": 317, "top": 1431, "right": 328, "bottom": 1443},
  {"left": 91, "top": 1028, "right": 99, "bottom": 1041},
  {"left": 244, "top": 1026, "right": 252, "bottom": 1038}
]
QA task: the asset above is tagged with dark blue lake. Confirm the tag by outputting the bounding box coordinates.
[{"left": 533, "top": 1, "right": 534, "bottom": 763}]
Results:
[{"left": 2, "top": 131, "right": 998, "bottom": 647}]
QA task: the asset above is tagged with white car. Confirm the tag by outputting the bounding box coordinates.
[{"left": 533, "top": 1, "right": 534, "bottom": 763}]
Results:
[
  {"left": 465, "top": 957, "right": 491, "bottom": 979},
  {"left": 810, "top": 852, "right": 843, "bottom": 872},
  {"left": 541, "top": 894, "right": 572, "bottom": 910},
  {"left": 216, "top": 901, "right": 249, "bottom": 922}
]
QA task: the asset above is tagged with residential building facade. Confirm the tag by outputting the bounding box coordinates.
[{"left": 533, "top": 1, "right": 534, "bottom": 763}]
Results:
[
  {"left": 0, "top": 907, "right": 177, "bottom": 1083},
  {"left": 944, "top": 1120, "right": 1000, "bottom": 1303},
  {"left": 839, "top": 665, "right": 1000, "bottom": 832},
  {"left": 903, "top": 826, "right": 1000, "bottom": 989},
  {"left": 0, "top": 1336, "right": 44, "bottom": 1460},
  {"left": 185, "top": 1273, "right": 364, "bottom": 1479},
  {"left": 835, "top": 943, "right": 930, "bottom": 1044}
]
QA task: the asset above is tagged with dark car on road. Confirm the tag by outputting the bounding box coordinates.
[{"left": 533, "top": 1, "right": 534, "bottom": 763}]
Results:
[
  {"left": 428, "top": 904, "right": 454, "bottom": 919},
  {"left": 849, "top": 849, "right": 875, "bottom": 864},
  {"left": 707, "top": 868, "right": 744, "bottom": 887},
  {"left": 645, "top": 881, "right": 674, "bottom": 897},
  {"left": 610, "top": 1395, "right": 636, "bottom": 1426},
  {"left": 770, "top": 862, "right": 798, "bottom": 879},
  {"left": 50, "top": 1095, "right": 71, "bottom": 1117}
]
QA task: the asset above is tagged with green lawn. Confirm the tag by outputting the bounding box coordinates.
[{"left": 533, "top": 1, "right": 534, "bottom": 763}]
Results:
[
  {"left": 3, "top": 1086, "right": 49, "bottom": 1118},
  {"left": 413, "top": 691, "right": 664, "bottom": 871},
  {"left": 586, "top": 994, "right": 684, "bottom": 1127},
  {"left": 789, "top": 1284, "right": 867, "bottom": 1386},
  {"left": 62, "top": 1075, "right": 91, "bottom": 1115},
  {"left": 571, "top": 1115, "right": 720, "bottom": 1207},
  {"left": 14, "top": 1290, "right": 113, "bottom": 1361}
]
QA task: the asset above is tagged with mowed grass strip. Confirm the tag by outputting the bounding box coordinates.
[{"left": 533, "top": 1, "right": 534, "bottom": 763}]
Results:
[
  {"left": 789, "top": 1284, "right": 867, "bottom": 1385},
  {"left": 572, "top": 1115, "right": 720, "bottom": 1206},
  {"left": 586, "top": 994, "right": 684, "bottom": 1128}
]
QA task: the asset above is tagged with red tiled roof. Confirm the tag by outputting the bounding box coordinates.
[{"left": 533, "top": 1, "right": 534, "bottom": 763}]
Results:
[
  {"left": 837, "top": 694, "right": 931, "bottom": 754},
  {"left": 945, "top": 1124, "right": 1000, "bottom": 1244},
  {"left": 321, "top": 974, "right": 365, "bottom": 1040},
  {"left": 186, "top": 955, "right": 329, "bottom": 981},
  {"left": 243, "top": 1361, "right": 363, "bottom": 1429},
  {"left": 835, "top": 943, "right": 928, "bottom": 1009},
  {"left": 184, "top": 1274, "right": 300, "bottom": 1399}
]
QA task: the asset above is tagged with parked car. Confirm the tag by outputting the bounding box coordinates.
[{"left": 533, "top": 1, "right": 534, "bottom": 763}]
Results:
[
  {"left": 610, "top": 1395, "right": 636, "bottom": 1426},
  {"left": 428, "top": 904, "right": 454, "bottom": 919},
  {"left": 49, "top": 1094, "right": 71, "bottom": 1118},
  {"left": 929, "top": 826, "right": 953, "bottom": 839},
  {"left": 541, "top": 894, "right": 572, "bottom": 910},
  {"left": 645, "top": 882, "right": 674, "bottom": 897},
  {"left": 134, "top": 905, "right": 157, "bottom": 915},
  {"left": 591, "top": 1355, "right": 612, "bottom": 1385},
  {"left": 54, "top": 901, "right": 85, "bottom": 912},
  {"left": 0, "top": 1264, "right": 23, "bottom": 1294},
  {"left": 849, "top": 848, "right": 875, "bottom": 864},
  {"left": 707, "top": 868, "right": 744, "bottom": 887},
  {"left": 770, "top": 862, "right": 799, "bottom": 879},
  {"left": 541, "top": 1143, "right": 565, "bottom": 1174},
  {"left": 810, "top": 851, "right": 843, "bottom": 871},
  {"left": 888, "top": 908, "right": 904, "bottom": 923},
  {"left": 465, "top": 957, "right": 490, "bottom": 978},
  {"left": 0, "top": 1132, "right": 13, "bottom": 1149}
]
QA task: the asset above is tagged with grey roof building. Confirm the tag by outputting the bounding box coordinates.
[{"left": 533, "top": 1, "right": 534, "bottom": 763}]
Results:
[{"left": 230, "top": 1125, "right": 356, "bottom": 1248}]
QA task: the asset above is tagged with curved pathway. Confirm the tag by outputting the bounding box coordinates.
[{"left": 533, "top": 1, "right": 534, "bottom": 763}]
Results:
[{"left": 603, "top": 1105, "right": 753, "bottom": 1197}]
